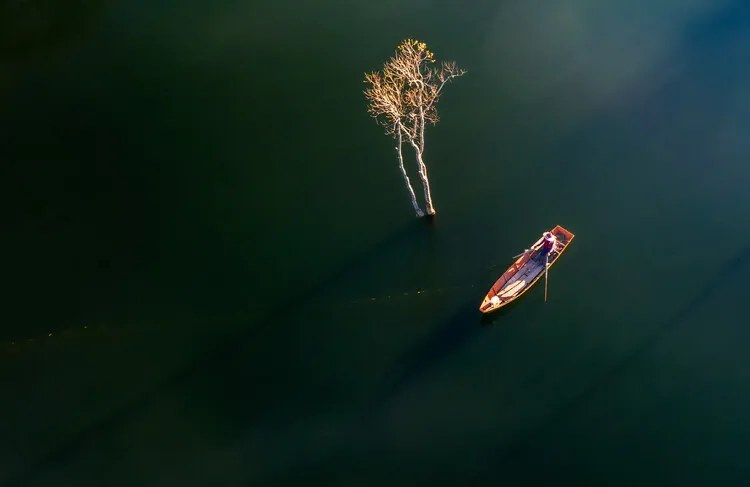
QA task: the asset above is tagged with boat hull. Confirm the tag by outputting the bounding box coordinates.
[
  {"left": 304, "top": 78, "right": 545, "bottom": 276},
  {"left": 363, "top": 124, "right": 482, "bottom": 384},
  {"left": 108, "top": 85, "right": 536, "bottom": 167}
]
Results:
[{"left": 480, "top": 225, "right": 575, "bottom": 313}]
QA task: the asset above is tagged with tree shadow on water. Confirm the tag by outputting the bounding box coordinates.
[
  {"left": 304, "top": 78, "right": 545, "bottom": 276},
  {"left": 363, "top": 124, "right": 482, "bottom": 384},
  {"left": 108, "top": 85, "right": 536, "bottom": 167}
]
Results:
[{"left": 11, "top": 218, "right": 439, "bottom": 484}]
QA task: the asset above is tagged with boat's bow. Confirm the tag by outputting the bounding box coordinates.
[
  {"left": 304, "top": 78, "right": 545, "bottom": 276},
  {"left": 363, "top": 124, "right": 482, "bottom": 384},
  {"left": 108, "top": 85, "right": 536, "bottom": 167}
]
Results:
[{"left": 480, "top": 225, "right": 575, "bottom": 313}]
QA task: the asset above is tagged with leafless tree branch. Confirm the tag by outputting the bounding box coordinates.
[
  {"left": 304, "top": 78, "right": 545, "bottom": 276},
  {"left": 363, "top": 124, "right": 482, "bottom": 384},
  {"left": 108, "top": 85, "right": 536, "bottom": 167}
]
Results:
[{"left": 364, "top": 38, "right": 465, "bottom": 216}]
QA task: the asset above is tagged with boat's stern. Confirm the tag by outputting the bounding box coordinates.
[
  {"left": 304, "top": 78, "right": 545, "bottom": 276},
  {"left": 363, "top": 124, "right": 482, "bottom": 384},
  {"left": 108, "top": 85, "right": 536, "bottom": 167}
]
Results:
[{"left": 551, "top": 225, "right": 575, "bottom": 246}]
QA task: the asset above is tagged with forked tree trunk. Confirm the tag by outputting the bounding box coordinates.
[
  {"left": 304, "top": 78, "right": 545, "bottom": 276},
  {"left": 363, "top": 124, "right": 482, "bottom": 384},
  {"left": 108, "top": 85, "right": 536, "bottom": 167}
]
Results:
[
  {"left": 409, "top": 139, "right": 436, "bottom": 215},
  {"left": 396, "top": 130, "right": 424, "bottom": 217},
  {"left": 364, "top": 40, "right": 464, "bottom": 219}
]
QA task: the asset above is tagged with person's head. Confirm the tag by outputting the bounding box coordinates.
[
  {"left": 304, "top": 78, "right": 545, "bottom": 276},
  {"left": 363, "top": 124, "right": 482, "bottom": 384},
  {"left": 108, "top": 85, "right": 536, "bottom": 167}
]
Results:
[{"left": 544, "top": 231, "right": 553, "bottom": 240}]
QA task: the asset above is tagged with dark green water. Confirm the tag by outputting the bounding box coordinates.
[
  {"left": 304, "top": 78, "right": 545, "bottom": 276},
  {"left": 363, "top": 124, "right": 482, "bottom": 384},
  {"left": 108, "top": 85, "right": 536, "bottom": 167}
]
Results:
[{"left": 3, "top": 1, "right": 750, "bottom": 485}]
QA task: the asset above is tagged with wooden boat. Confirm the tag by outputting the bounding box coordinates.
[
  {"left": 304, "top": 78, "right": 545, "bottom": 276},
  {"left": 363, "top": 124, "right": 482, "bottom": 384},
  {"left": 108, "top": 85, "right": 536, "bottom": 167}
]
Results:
[{"left": 479, "top": 225, "right": 575, "bottom": 313}]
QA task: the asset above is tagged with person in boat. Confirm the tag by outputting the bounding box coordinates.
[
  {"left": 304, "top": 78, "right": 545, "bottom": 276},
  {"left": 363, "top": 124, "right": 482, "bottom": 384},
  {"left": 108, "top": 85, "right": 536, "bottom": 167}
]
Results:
[{"left": 534, "top": 231, "right": 557, "bottom": 260}]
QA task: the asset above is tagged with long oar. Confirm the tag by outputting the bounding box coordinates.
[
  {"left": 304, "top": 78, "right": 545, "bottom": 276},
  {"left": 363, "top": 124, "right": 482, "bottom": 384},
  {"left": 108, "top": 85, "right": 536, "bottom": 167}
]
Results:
[
  {"left": 512, "top": 249, "right": 530, "bottom": 260},
  {"left": 488, "top": 249, "right": 531, "bottom": 270},
  {"left": 544, "top": 251, "right": 550, "bottom": 303}
]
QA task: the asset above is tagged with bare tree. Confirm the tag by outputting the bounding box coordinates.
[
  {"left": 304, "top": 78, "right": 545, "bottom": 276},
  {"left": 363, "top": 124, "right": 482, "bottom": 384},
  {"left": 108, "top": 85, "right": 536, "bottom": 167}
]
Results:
[
  {"left": 364, "top": 39, "right": 465, "bottom": 216},
  {"left": 364, "top": 68, "right": 424, "bottom": 217}
]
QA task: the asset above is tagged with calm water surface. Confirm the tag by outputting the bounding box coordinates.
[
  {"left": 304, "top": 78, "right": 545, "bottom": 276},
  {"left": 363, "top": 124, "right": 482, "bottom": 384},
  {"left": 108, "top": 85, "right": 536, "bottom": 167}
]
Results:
[{"left": 3, "top": 1, "right": 750, "bottom": 485}]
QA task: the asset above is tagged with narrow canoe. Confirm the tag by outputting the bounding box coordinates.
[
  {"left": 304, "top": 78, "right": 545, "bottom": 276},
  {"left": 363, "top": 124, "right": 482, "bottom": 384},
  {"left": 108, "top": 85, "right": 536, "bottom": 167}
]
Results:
[{"left": 479, "top": 225, "right": 575, "bottom": 313}]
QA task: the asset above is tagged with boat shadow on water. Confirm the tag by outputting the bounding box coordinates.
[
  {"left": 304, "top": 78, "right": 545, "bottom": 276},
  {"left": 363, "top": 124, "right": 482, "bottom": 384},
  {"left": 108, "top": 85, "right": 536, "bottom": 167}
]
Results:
[
  {"left": 374, "top": 300, "right": 480, "bottom": 403},
  {"left": 479, "top": 290, "right": 537, "bottom": 326},
  {"left": 375, "top": 290, "right": 531, "bottom": 405}
]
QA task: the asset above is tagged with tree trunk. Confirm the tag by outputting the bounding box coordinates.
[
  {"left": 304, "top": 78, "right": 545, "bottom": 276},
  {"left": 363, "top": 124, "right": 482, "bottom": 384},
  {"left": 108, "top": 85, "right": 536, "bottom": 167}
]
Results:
[
  {"left": 416, "top": 102, "right": 435, "bottom": 215},
  {"left": 396, "top": 131, "right": 424, "bottom": 217},
  {"left": 409, "top": 139, "right": 435, "bottom": 215}
]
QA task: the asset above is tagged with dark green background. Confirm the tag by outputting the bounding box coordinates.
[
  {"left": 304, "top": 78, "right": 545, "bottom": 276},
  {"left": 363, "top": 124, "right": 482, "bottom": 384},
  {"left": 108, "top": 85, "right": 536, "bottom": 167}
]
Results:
[{"left": 3, "top": 0, "right": 750, "bottom": 485}]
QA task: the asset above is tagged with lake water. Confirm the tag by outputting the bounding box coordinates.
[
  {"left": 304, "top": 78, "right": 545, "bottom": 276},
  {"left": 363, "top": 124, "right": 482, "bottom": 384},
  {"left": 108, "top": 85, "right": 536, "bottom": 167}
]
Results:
[{"left": 3, "top": 1, "right": 750, "bottom": 485}]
